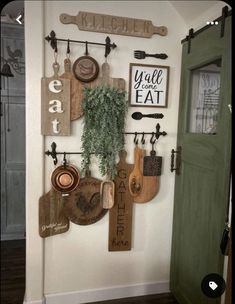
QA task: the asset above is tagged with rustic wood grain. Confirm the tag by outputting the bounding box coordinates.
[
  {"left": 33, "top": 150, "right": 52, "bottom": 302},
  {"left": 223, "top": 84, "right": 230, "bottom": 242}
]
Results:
[
  {"left": 101, "top": 180, "right": 115, "bottom": 209},
  {"left": 134, "top": 150, "right": 160, "bottom": 203},
  {"left": 39, "top": 189, "right": 70, "bottom": 238},
  {"left": 60, "top": 58, "right": 84, "bottom": 120},
  {"left": 41, "top": 62, "right": 70, "bottom": 135},
  {"left": 1, "top": 240, "right": 25, "bottom": 304},
  {"left": 109, "top": 150, "right": 134, "bottom": 251},
  {"left": 87, "top": 62, "right": 125, "bottom": 90},
  {"left": 128, "top": 147, "right": 144, "bottom": 197},
  {"left": 63, "top": 171, "right": 108, "bottom": 225},
  {"left": 60, "top": 11, "right": 168, "bottom": 38}
]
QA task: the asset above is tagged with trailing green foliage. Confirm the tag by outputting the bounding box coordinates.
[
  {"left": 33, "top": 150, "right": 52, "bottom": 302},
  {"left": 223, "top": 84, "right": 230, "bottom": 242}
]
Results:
[{"left": 81, "top": 85, "right": 128, "bottom": 178}]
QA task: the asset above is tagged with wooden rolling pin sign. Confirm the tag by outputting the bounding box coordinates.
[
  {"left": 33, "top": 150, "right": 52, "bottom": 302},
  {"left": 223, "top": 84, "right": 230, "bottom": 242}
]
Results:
[{"left": 60, "top": 12, "right": 168, "bottom": 38}]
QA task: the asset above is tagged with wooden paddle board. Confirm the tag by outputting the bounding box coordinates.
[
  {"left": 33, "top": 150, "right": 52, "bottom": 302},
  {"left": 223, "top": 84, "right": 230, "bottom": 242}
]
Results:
[
  {"left": 60, "top": 12, "right": 168, "bottom": 38},
  {"left": 87, "top": 62, "right": 125, "bottom": 90},
  {"left": 134, "top": 150, "right": 160, "bottom": 203},
  {"left": 39, "top": 188, "right": 70, "bottom": 238},
  {"left": 60, "top": 58, "right": 84, "bottom": 120},
  {"left": 109, "top": 150, "right": 134, "bottom": 251}
]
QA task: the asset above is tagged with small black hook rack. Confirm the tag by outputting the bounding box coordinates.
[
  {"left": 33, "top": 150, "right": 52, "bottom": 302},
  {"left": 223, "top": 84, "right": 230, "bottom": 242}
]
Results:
[
  {"left": 45, "top": 30, "right": 117, "bottom": 57},
  {"left": 45, "top": 142, "right": 109, "bottom": 165},
  {"left": 124, "top": 123, "right": 167, "bottom": 141},
  {"left": 45, "top": 125, "right": 167, "bottom": 164}
]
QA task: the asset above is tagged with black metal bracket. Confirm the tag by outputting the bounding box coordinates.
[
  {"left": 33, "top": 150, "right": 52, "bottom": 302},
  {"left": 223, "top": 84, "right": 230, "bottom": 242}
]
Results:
[
  {"left": 155, "top": 123, "right": 167, "bottom": 139},
  {"left": 170, "top": 146, "right": 182, "bottom": 175},
  {"left": 124, "top": 123, "right": 167, "bottom": 141},
  {"left": 186, "top": 28, "right": 194, "bottom": 54},
  {"left": 45, "top": 124, "right": 167, "bottom": 165},
  {"left": 45, "top": 30, "right": 117, "bottom": 57},
  {"left": 45, "top": 142, "right": 87, "bottom": 165}
]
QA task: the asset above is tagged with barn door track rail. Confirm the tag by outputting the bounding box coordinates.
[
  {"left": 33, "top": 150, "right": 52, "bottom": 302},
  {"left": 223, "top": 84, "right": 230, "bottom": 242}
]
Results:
[{"left": 45, "top": 30, "right": 117, "bottom": 57}]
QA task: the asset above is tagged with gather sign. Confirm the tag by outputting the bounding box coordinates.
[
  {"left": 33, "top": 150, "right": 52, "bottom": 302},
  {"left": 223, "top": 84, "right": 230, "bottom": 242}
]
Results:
[{"left": 129, "top": 63, "right": 169, "bottom": 107}]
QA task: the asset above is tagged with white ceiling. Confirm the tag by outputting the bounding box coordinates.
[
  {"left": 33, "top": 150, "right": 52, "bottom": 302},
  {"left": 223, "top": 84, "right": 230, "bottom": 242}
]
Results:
[
  {"left": 0, "top": 1, "right": 230, "bottom": 24},
  {"left": 169, "top": 1, "right": 228, "bottom": 25}
]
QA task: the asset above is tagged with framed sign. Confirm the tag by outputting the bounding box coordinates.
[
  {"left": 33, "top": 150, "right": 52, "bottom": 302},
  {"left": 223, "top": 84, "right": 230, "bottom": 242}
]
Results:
[{"left": 129, "top": 63, "right": 169, "bottom": 107}]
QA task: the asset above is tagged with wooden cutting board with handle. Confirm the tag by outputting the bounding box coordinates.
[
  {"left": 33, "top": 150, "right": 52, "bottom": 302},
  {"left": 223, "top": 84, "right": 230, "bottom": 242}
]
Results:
[
  {"left": 60, "top": 58, "right": 84, "bottom": 120},
  {"left": 134, "top": 150, "right": 160, "bottom": 204},
  {"left": 86, "top": 62, "right": 125, "bottom": 90},
  {"left": 39, "top": 188, "right": 70, "bottom": 238},
  {"left": 109, "top": 150, "right": 134, "bottom": 251},
  {"left": 60, "top": 12, "right": 168, "bottom": 38},
  {"left": 129, "top": 146, "right": 144, "bottom": 197}
]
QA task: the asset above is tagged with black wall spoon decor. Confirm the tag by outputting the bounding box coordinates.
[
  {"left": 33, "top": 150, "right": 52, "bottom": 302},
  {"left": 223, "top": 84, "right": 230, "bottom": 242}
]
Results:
[{"left": 132, "top": 112, "right": 164, "bottom": 120}]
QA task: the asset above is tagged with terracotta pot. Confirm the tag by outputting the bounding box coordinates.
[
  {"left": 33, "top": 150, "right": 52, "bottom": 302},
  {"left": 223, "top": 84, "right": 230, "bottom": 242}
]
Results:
[{"left": 51, "top": 165, "right": 80, "bottom": 193}]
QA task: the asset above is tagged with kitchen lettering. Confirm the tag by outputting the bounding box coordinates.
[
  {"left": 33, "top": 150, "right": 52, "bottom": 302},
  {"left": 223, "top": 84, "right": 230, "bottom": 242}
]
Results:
[{"left": 134, "top": 69, "right": 164, "bottom": 104}]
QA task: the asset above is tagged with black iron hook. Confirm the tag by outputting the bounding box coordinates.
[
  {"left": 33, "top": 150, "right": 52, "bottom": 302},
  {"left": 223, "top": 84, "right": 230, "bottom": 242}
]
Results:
[
  {"left": 141, "top": 132, "right": 145, "bottom": 145},
  {"left": 62, "top": 152, "right": 67, "bottom": 168},
  {"left": 150, "top": 132, "right": 156, "bottom": 145},
  {"left": 85, "top": 41, "right": 88, "bottom": 55},
  {"left": 66, "top": 39, "right": 70, "bottom": 55},
  {"left": 134, "top": 132, "right": 138, "bottom": 145}
]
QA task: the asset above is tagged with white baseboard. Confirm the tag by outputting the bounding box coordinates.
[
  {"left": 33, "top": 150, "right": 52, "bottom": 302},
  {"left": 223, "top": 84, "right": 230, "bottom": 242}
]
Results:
[
  {"left": 45, "top": 281, "right": 169, "bottom": 304},
  {"left": 23, "top": 295, "right": 46, "bottom": 304}
]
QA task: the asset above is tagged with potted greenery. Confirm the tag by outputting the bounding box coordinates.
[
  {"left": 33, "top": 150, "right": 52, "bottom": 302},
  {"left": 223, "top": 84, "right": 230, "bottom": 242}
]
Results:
[{"left": 81, "top": 85, "right": 128, "bottom": 179}]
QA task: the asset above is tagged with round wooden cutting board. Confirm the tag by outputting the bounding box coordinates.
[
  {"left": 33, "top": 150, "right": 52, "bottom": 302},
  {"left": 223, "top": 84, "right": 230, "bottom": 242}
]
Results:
[{"left": 63, "top": 170, "right": 108, "bottom": 225}]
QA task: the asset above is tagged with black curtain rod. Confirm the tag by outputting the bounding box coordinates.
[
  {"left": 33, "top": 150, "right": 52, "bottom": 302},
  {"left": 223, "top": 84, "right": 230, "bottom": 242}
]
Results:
[{"left": 181, "top": 7, "right": 232, "bottom": 44}]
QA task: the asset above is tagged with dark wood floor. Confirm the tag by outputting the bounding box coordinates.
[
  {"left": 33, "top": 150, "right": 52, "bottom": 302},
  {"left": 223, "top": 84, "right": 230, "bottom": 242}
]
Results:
[
  {"left": 0, "top": 240, "right": 178, "bottom": 304},
  {"left": 1, "top": 240, "right": 26, "bottom": 304}
]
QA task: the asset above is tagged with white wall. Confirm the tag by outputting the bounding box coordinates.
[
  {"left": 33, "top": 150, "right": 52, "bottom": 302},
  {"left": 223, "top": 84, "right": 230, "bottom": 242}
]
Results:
[
  {"left": 42, "top": 0, "right": 185, "bottom": 298},
  {"left": 24, "top": 1, "right": 225, "bottom": 303}
]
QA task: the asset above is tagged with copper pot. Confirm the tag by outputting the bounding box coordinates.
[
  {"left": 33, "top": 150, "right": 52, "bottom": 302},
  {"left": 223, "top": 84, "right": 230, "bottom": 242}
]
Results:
[{"left": 51, "top": 165, "right": 80, "bottom": 193}]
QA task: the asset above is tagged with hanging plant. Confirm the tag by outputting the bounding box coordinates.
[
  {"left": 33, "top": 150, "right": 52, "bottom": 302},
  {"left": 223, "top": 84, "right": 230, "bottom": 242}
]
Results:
[{"left": 81, "top": 85, "right": 128, "bottom": 179}]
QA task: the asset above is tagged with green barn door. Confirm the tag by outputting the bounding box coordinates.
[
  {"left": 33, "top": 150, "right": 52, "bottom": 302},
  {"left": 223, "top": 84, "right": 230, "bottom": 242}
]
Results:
[{"left": 170, "top": 14, "right": 231, "bottom": 304}]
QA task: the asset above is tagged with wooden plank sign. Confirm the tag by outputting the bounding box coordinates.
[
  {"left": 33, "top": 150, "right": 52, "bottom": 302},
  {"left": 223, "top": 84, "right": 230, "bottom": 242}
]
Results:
[
  {"left": 39, "top": 189, "right": 70, "bottom": 238},
  {"left": 60, "top": 12, "right": 168, "bottom": 38},
  {"left": 109, "top": 150, "right": 134, "bottom": 251},
  {"left": 87, "top": 62, "right": 125, "bottom": 90},
  {"left": 41, "top": 62, "right": 70, "bottom": 135},
  {"left": 60, "top": 58, "right": 84, "bottom": 120}
]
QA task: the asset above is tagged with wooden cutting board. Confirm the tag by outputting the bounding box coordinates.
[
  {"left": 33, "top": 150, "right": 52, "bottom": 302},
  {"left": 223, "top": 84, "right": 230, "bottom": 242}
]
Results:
[
  {"left": 63, "top": 170, "right": 108, "bottom": 225},
  {"left": 60, "top": 12, "right": 168, "bottom": 38},
  {"left": 87, "top": 62, "right": 125, "bottom": 90},
  {"left": 39, "top": 188, "right": 70, "bottom": 238},
  {"left": 109, "top": 150, "right": 134, "bottom": 251},
  {"left": 134, "top": 150, "right": 160, "bottom": 204},
  {"left": 129, "top": 146, "right": 144, "bottom": 197},
  {"left": 60, "top": 58, "right": 84, "bottom": 120}
]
